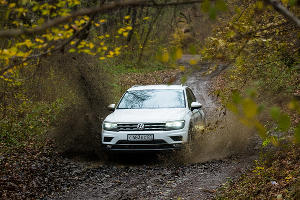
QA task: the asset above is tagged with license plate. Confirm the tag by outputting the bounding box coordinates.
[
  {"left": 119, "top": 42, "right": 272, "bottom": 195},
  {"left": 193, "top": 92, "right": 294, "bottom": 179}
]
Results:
[{"left": 127, "top": 134, "right": 154, "bottom": 141}]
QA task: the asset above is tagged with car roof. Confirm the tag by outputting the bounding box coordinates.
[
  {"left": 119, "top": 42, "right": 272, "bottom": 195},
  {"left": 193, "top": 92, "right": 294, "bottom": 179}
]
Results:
[{"left": 127, "top": 85, "right": 187, "bottom": 91}]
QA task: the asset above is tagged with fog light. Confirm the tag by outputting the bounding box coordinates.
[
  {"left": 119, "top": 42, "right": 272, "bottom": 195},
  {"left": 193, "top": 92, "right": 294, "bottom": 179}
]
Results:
[{"left": 173, "top": 144, "right": 181, "bottom": 148}]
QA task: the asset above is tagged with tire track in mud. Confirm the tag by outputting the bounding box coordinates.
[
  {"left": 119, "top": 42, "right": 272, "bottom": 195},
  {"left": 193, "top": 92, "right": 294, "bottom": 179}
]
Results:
[{"left": 48, "top": 55, "right": 259, "bottom": 200}]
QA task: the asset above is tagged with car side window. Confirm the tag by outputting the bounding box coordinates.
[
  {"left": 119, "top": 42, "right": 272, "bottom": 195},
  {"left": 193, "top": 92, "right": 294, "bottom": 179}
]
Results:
[
  {"left": 186, "top": 89, "right": 193, "bottom": 109},
  {"left": 188, "top": 88, "right": 196, "bottom": 102}
]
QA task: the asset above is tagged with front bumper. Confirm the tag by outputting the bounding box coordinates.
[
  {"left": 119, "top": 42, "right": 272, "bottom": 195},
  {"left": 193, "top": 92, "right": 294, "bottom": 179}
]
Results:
[{"left": 102, "top": 129, "right": 187, "bottom": 151}]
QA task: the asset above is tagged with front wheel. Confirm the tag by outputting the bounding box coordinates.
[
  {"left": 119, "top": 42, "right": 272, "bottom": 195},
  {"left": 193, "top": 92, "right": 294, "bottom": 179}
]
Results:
[{"left": 185, "top": 125, "right": 196, "bottom": 153}]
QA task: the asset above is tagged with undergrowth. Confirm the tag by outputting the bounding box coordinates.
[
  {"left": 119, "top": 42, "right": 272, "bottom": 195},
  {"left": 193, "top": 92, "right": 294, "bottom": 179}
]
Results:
[{"left": 216, "top": 146, "right": 300, "bottom": 200}]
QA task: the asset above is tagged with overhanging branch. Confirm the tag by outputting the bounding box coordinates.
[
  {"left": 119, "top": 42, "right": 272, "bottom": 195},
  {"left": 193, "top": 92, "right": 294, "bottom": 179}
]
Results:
[
  {"left": 0, "top": 0, "right": 205, "bottom": 38},
  {"left": 264, "top": 0, "right": 300, "bottom": 28},
  {"left": 0, "top": 20, "right": 92, "bottom": 76}
]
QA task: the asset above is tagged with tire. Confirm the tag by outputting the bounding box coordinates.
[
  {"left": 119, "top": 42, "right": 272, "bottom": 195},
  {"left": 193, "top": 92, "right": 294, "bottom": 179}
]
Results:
[{"left": 185, "top": 125, "right": 195, "bottom": 153}]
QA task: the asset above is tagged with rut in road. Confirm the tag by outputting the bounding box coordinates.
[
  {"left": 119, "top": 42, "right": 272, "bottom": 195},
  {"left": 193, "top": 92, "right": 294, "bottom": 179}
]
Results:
[{"left": 48, "top": 55, "right": 258, "bottom": 200}]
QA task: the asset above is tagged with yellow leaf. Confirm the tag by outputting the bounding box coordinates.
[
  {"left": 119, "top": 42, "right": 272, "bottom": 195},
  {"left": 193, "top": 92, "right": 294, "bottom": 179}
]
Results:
[
  {"left": 162, "top": 51, "right": 169, "bottom": 63},
  {"left": 123, "top": 32, "right": 128, "bottom": 37},
  {"left": 64, "top": 24, "right": 69, "bottom": 29},
  {"left": 124, "top": 15, "right": 130, "bottom": 19},
  {"left": 179, "top": 65, "right": 185, "bottom": 71},
  {"left": 143, "top": 17, "right": 150, "bottom": 20},
  {"left": 256, "top": 1, "right": 264, "bottom": 9},
  {"left": 282, "top": 0, "right": 289, "bottom": 6},
  {"left": 99, "top": 57, "right": 105, "bottom": 60},
  {"left": 242, "top": 98, "right": 257, "bottom": 119},
  {"left": 8, "top": 3, "right": 15, "bottom": 8},
  {"left": 126, "top": 26, "right": 133, "bottom": 31},
  {"left": 89, "top": 43, "right": 94, "bottom": 49},
  {"left": 118, "top": 28, "right": 125, "bottom": 34},
  {"left": 189, "top": 59, "right": 197, "bottom": 65},
  {"left": 35, "top": 38, "right": 44, "bottom": 43},
  {"left": 99, "top": 19, "right": 106, "bottom": 23},
  {"left": 175, "top": 48, "right": 183, "bottom": 60},
  {"left": 105, "top": 34, "right": 110, "bottom": 38}
]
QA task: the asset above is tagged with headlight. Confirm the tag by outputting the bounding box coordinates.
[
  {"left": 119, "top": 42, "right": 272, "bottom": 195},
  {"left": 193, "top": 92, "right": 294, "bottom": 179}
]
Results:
[
  {"left": 103, "top": 122, "right": 118, "bottom": 131},
  {"left": 166, "top": 120, "right": 185, "bottom": 130}
]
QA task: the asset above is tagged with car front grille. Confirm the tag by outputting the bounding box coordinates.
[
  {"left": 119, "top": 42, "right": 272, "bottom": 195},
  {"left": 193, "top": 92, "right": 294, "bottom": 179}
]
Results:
[{"left": 117, "top": 123, "right": 166, "bottom": 131}]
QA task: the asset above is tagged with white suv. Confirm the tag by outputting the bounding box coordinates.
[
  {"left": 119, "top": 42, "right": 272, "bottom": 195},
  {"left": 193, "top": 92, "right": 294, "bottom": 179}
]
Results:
[{"left": 102, "top": 85, "right": 205, "bottom": 151}]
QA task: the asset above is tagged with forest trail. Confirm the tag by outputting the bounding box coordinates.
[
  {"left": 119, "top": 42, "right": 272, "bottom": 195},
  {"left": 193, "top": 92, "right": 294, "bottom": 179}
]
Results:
[{"left": 48, "top": 56, "right": 258, "bottom": 200}]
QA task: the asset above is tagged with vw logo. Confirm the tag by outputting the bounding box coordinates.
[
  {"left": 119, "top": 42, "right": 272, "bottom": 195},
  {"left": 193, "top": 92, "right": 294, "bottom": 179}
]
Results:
[{"left": 137, "top": 123, "right": 145, "bottom": 130}]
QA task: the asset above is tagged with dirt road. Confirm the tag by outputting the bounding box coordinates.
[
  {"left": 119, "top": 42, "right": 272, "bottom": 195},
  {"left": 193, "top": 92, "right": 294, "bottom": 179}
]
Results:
[{"left": 47, "top": 56, "right": 258, "bottom": 200}]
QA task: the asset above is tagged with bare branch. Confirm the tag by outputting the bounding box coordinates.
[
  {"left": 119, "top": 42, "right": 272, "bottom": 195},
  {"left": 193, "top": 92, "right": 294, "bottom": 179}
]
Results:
[
  {"left": 264, "top": 0, "right": 300, "bottom": 28},
  {"left": 0, "top": 0, "right": 205, "bottom": 38}
]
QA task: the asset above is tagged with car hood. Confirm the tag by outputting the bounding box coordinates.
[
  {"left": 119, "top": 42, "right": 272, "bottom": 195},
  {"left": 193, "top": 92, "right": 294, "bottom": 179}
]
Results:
[{"left": 105, "top": 108, "right": 187, "bottom": 123}]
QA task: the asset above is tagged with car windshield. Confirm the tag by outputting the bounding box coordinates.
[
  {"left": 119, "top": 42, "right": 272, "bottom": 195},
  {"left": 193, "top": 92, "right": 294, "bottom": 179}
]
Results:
[{"left": 117, "top": 89, "right": 186, "bottom": 109}]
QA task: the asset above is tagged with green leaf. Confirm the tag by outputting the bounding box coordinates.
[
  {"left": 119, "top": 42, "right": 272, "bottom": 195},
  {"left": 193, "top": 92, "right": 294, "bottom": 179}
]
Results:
[
  {"left": 181, "top": 75, "right": 187, "bottom": 84},
  {"left": 227, "top": 103, "right": 238, "bottom": 114},
  {"left": 270, "top": 107, "right": 280, "bottom": 121},
  {"left": 232, "top": 91, "right": 241, "bottom": 104},
  {"left": 289, "top": 0, "right": 297, "bottom": 6},
  {"left": 188, "top": 45, "right": 197, "bottom": 55},
  {"left": 201, "top": 0, "right": 210, "bottom": 12},
  {"left": 209, "top": 7, "right": 217, "bottom": 20},
  {"left": 216, "top": 0, "right": 227, "bottom": 11},
  {"left": 246, "top": 88, "right": 257, "bottom": 98},
  {"left": 270, "top": 136, "right": 279, "bottom": 146},
  {"left": 278, "top": 114, "right": 290, "bottom": 132},
  {"left": 262, "top": 137, "right": 270, "bottom": 147}
]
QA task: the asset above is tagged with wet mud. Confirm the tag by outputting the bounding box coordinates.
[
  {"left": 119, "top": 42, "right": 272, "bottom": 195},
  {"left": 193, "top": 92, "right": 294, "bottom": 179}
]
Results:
[{"left": 47, "top": 55, "right": 259, "bottom": 200}]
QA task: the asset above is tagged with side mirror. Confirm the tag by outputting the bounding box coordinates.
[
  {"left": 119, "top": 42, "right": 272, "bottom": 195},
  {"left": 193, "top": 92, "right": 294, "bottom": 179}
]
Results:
[
  {"left": 191, "top": 102, "right": 202, "bottom": 111},
  {"left": 107, "top": 104, "right": 116, "bottom": 111}
]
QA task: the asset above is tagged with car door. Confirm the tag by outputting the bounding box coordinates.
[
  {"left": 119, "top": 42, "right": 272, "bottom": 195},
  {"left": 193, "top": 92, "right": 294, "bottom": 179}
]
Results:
[
  {"left": 186, "top": 88, "right": 200, "bottom": 126},
  {"left": 186, "top": 88, "right": 203, "bottom": 123}
]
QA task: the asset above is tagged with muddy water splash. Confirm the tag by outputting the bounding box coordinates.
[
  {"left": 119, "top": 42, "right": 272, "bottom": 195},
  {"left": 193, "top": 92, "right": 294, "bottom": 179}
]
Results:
[{"left": 176, "top": 55, "right": 256, "bottom": 163}]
